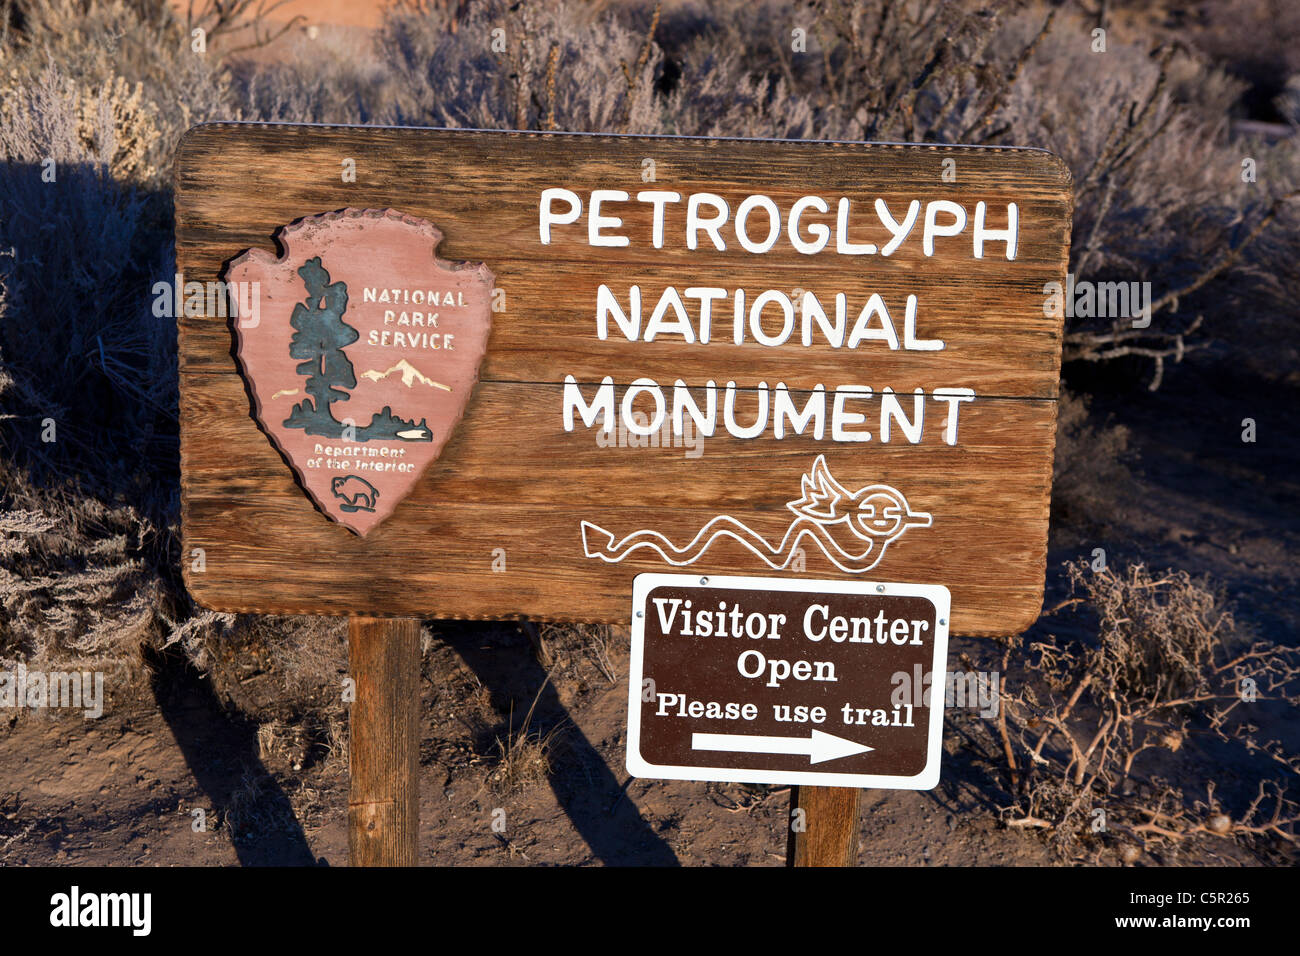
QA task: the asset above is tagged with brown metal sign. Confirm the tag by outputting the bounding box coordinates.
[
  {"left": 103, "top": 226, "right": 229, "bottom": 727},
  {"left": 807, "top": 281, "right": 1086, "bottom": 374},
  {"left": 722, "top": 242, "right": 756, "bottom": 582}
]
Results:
[
  {"left": 175, "top": 125, "right": 1070, "bottom": 632},
  {"left": 627, "top": 574, "right": 950, "bottom": 788}
]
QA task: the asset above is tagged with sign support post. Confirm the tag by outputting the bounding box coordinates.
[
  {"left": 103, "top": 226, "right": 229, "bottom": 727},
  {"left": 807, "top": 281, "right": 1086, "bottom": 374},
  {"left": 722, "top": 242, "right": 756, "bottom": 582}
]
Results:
[
  {"left": 787, "top": 786, "right": 861, "bottom": 867},
  {"left": 347, "top": 616, "right": 420, "bottom": 867}
]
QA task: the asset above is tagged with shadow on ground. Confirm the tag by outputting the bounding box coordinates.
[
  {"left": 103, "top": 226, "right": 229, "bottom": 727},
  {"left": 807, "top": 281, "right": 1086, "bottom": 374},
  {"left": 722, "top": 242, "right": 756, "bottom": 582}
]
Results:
[
  {"left": 145, "top": 644, "right": 322, "bottom": 866},
  {"left": 436, "top": 620, "right": 679, "bottom": 866}
]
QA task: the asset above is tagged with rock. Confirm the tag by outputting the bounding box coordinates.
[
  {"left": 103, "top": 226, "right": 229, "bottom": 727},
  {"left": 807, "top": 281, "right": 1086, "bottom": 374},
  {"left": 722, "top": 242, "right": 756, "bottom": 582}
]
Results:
[{"left": 1207, "top": 813, "right": 1232, "bottom": 835}]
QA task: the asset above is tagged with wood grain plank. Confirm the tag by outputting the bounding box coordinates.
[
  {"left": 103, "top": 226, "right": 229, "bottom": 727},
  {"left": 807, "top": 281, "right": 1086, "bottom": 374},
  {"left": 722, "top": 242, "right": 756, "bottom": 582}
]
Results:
[
  {"left": 175, "top": 125, "right": 1070, "bottom": 633},
  {"left": 175, "top": 127, "right": 1069, "bottom": 400}
]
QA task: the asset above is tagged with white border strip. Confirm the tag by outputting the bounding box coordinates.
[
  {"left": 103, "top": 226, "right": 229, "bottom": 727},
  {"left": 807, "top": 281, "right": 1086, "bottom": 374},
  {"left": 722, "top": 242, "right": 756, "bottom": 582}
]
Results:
[{"left": 626, "top": 573, "right": 951, "bottom": 790}]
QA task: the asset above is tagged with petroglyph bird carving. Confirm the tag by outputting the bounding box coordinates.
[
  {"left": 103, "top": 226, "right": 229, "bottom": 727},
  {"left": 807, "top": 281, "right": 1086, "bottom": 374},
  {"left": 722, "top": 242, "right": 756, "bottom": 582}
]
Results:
[{"left": 580, "top": 455, "right": 932, "bottom": 573}]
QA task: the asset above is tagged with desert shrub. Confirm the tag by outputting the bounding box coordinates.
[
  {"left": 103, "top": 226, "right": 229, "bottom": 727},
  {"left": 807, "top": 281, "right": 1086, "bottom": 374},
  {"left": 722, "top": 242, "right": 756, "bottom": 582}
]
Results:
[
  {"left": 1183, "top": 0, "right": 1300, "bottom": 102},
  {"left": 1218, "top": 133, "right": 1300, "bottom": 384},
  {"left": 0, "top": 67, "right": 163, "bottom": 181},
  {"left": 653, "top": 3, "right": 819, "bottom": 140},
  {"left": 0, "top": 475, "right": 163, "bottom": 676},
  {"left": 1060, "top": 561, "right": 1228, "bottom": 701},
  {"left": 1278, "top": 75, "right": 1300, "bottom": 126},
  {"left": 232, "top": 27, "right": 395, "bottom": 124},
  {"left": 1049, "top": 388, "right": 1134, "bottom": 541},
  {"left": 537, "top": 622, "right": 618, "bottom": 687},
  {"left": 0, "top": 458, "right": 347, "bottom": 710},
  {"left": 996, "top": 560, "right": 1300, "bottom": 861},
  {"left": 683, "top": 0, "right": 1054, "bottom": 142},
  {"left": 997, "top": 9, "right": 1300, "bottom": 387},
  {"left": 204, "top": 614, "right": 347, "bottom": 700},
  {"left": 0, "top": 2, "right": 246, "bottom": 690},
  {"left": 3, "top": 0, "right": 236, "bottom": 183},
  {"left": 0, "top": 0, "right": 238, "bottom": 495},
  {"left": 1009, "top": 36, "right": 1239, "bottom": 279},
  {"left": 375, "top": 0, "right": 665, "bottom": 133},
  {"left": 230, "top": 0, "right": 669, "bottom": 133},
  {"left": 0, "top": 62, "right": 172, "bottom": 500}
]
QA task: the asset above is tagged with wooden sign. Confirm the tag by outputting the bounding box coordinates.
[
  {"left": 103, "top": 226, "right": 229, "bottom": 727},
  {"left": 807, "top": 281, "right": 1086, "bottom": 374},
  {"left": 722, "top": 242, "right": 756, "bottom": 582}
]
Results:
[
  {"left": 175, "top": 125, "right": 1070, "bottom": 634},
  {"left": 627, "top": 574, "right": 950, "bottom": 789}
]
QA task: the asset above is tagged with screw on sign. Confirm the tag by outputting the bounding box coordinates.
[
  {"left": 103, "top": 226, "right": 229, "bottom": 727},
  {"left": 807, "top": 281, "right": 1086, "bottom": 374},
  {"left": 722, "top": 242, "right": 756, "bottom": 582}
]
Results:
[{"left": 174, "top": 125, "right": 1069, "bottom": 866}]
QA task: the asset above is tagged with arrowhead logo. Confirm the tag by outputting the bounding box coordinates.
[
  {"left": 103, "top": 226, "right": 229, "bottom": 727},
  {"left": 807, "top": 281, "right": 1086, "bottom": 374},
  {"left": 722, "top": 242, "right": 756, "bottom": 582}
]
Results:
[{"left": 224, "top": 208, "right": 493, "bottom": 535}]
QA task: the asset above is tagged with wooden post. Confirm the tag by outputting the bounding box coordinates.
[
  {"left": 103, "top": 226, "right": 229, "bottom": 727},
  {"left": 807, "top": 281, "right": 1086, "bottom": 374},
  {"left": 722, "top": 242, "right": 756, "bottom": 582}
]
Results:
[
  {"left": 348, "top": 616, "right": 421, "bottom": 867},
  {"left": 787, "top": 786, "right": 861, "bottom": 867}
]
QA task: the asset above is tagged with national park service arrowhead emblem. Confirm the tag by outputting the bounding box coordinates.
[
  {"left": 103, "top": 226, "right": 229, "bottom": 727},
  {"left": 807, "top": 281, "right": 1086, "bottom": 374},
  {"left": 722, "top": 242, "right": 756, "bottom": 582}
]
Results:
[{"left": 224, "top": 208, "right": 494, "bottom": 535}]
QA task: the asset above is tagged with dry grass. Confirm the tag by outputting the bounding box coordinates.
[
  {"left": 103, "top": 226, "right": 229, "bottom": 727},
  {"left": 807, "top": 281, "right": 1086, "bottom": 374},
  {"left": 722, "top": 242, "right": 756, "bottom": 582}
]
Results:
[
  {"left": 537, "top": 622, "right": 619, "bottom": 687},
  {"left": 483, "top": 678, "right": 566, "bottom": 794}
]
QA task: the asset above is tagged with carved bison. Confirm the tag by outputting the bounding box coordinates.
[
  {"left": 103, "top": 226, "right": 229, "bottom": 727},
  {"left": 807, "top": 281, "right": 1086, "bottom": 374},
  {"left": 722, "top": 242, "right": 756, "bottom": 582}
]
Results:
[{"left": 331, "top": 475, "right": 380, "bottom": 512}]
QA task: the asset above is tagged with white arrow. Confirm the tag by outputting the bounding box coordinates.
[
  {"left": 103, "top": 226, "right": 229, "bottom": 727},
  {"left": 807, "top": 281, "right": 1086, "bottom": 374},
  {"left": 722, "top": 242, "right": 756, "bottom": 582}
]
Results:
[{"left": 691, "top": 729, "right": 874, "bottom": 765}]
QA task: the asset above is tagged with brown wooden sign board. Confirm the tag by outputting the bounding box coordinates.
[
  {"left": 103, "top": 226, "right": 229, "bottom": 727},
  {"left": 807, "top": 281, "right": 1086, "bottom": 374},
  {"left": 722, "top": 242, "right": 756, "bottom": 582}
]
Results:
[
  {"left": 627, "top": 575, "right": 950, "bottom": 789},
  {"left": 175, "top": 124, "right": 1071, "bottom": 635}
]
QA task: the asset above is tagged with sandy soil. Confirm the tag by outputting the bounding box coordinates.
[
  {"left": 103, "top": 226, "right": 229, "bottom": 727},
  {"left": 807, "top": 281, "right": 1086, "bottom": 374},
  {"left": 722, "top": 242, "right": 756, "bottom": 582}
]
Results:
[{"left": 1, "top": 626, "right": 1065, "bottom": 867}]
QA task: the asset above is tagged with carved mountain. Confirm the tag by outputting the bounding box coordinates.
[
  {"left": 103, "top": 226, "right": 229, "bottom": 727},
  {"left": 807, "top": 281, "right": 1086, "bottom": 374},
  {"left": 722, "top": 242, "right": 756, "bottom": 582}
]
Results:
[{"left": 358, "top": 358, "right": 450, "bottom": 392}]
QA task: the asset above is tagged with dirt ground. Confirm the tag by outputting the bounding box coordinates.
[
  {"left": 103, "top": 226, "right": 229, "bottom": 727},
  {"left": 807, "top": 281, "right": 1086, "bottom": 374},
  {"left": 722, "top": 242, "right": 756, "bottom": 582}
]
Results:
[
  {"left": 0, "top": 627, "right": 1060, "bottom": 867},
  {"left": 0, "top": 633, "right": 1273, "bottom": 867},
  {"left": 3, "top": 347, "right": 1293, "bottom": 867}
]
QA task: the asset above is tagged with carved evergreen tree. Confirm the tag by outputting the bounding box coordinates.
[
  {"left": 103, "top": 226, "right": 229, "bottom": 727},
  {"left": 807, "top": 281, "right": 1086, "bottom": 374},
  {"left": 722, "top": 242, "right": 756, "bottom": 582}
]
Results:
[{"left": 283, "top": 257, "right": 357, "bottom": 437}]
